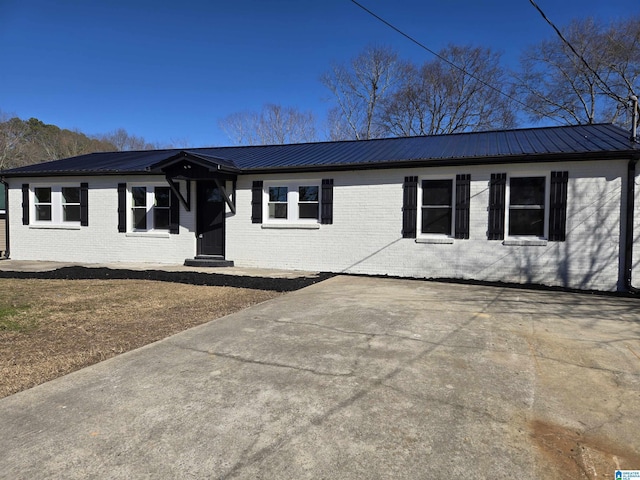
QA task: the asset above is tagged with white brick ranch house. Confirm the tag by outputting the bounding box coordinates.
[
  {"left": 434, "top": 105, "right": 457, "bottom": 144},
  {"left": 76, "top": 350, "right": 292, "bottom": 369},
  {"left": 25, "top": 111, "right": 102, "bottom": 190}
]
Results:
[{"left": 2, "top": 123, "right": 639, "bottom": 293}]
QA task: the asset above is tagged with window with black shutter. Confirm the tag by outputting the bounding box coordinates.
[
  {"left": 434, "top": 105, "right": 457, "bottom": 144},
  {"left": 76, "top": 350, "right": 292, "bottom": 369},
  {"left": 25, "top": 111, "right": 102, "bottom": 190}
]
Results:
[
  {"left": 492, "top": 171, "right": 567, "bottom": 242},
  {"left": 414, "top": 175, "right": 470, "bottom": 239},
  {"left": 23, "top": 184, "right": 87, "bottom": 226},
  {"left": 260, "top": 180, "right": 325, "bottom": 224}
]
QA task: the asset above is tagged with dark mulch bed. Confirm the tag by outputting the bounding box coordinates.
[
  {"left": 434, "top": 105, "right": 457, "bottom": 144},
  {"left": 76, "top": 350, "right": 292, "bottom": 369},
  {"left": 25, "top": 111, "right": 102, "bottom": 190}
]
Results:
[{"left": 0, "top": 266, "right": 333, "bottom": 292}]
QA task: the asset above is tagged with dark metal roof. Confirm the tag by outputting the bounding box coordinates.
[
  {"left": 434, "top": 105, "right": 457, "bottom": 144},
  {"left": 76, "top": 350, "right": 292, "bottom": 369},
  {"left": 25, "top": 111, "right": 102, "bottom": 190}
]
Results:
[{"left": 2, "top": 123, "right": 638, "bottom": 177}]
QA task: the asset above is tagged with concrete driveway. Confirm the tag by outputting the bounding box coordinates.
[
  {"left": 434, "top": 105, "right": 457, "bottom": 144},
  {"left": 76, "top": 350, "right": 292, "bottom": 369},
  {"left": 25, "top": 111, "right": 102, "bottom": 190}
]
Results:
[{"left": 1, "top": 275, "right": 639, "bottom": 479}]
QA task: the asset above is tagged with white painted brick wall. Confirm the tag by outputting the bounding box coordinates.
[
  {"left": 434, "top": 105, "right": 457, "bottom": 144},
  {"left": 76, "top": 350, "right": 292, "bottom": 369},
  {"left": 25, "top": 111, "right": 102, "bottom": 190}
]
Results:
[
  {"left": 633, "top": 169, "right": 640, "bottom": 290},
  {"left": 227, "top": 160, "right": 628, "bottom": 292},
  {"left": 6, "top": 159, "right": 631, "bottom": 292},
  {"left": 8, "top": 175, "right": 197, "bottom": 264}
]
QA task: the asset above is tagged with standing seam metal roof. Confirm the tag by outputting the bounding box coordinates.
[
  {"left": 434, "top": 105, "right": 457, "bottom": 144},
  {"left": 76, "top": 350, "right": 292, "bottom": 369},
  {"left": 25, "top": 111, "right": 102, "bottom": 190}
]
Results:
[{"left": 1, "top": 123, "right": 638, "bottom": 177}]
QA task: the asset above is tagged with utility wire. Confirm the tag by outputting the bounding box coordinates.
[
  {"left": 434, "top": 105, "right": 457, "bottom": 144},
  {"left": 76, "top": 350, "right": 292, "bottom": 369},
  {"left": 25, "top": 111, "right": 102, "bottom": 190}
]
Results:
[
  {"left": 349, "top": 0, "right": 559, "bottom": 123},
  {"left": 528, "top": 0, "right": 628, "bottom": 105}
]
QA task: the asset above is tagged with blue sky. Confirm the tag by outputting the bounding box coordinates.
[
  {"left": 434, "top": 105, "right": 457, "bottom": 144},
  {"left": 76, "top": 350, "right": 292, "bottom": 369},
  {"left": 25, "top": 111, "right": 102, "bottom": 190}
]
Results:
[{"left": 1, "top": 0, "right": 638, "bottom": 148}]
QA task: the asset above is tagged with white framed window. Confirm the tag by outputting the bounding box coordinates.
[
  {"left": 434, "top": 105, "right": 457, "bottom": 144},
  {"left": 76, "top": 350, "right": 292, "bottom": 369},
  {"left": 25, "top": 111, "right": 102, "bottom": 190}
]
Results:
[
  {"left": 264, "top": 181, "right": 320, "bottom": 223},
  {"left": 506, "top": 174, "right": 550, "bottom": 239},
  {"left": 268, "top": 186, "right": 288, "bottom": 219},
  {"left": 298, "top": 186, "right": 319, "bottom": 219},
  {"left": 0, "top": 183, "right": 7, "bottom": 215},
  {"left": 31, "top": 185, "right": 81, "bottom": 225},
  {"left": 419, "top": 177, "right": 454, "bottom": 236},
  {"left": 34, "top": 187, "right": 53, "bottom": 222},
  {"left": 129, "top": 185, "right": 172, "bottom": 232},
  {"left": 62, "top": 187, "right": 81, "bottom": 222}
]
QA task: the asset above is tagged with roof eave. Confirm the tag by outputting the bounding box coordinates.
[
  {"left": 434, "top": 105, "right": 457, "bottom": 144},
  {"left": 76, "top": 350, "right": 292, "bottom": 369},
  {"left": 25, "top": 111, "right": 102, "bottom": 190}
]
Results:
[
  {"left": 0, "top": 169, "right": 155, "bottom": 178},
  {"left": 240, "top": 150, "right": 639, "bottom": 174}
]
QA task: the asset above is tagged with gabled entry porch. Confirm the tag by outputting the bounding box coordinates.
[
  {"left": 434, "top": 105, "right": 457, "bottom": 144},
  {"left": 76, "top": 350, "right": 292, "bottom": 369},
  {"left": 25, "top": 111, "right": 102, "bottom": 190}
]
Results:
[
  {"left": 149, "top": 152, "right": 238, "bottom": 267},
  {"left": 186, "top": 180, "right": 234, "bottom": 267}
]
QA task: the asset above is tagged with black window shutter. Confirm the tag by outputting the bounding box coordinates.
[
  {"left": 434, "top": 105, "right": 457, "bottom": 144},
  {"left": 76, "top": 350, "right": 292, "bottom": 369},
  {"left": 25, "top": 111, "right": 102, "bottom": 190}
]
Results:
[
  {"left": 321, "top": 179, "right": 333, "bottom": 224},
  {"left": 169, "top": 188, "right": 180, "bottom": 234},
  {"left": 549, "top": 171, "right": 568, "bottom": 241},
  {"left": 251, "top": 181, "right": 263, "bottom": 224},
  {"left": 402, "top": 176, "right": 418, "bottom": 238},
  {"left": 455, "top": 174, "right": 471, "bottom": 239},
  {"left": 80, "top": 182, "right": 89, "bottom": 226},
  {"left": 22, "top": 184, "right": 29, "bottom": 225},
  {"left": 487, "top": 173, "right": 506, "bottom": 240},
  {"left": 117, "top": 183, "right": 126, "bottom": 232}
]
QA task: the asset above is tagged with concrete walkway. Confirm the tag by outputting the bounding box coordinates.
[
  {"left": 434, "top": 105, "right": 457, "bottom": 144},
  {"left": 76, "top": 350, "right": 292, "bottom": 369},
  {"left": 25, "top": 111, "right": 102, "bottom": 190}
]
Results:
[{"left": 1, "top": 276, "right": 639, "bottom": 478}]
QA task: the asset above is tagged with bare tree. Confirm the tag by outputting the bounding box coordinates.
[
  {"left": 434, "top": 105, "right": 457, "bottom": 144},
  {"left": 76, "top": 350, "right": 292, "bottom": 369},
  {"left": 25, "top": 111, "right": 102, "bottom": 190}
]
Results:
[
  {"left": 321, "top": 45, "right": 405, "bottom": 140},
  {"left": 380, "top": 45, "right": 516, "bottom": 136},
  {"left": 219, "top": 104, "right": 317, "bottom": 145},
  {"left": 602, "top": 16, "right": 640, "bottom": 122},
  {"left": 164, "top": 137, "right": 191, "bottom": 149},
  {"left": 218, "top": 111, "right": 260, "bottom": 146},
  {"left": 324, "top": 107, "right": 354, "bottom": 142},
  {"left": 97, "top": 128, "right": 159, "bottom": 151},
  {"left": 53, "top": 128, "right": 115, "bottom": 159},
  {"left": 0, "top": 111, "right": 28, "bottom": 170},
  {"left": 20, "top": 119, "right": 100, "bottom": 161},
  {"left": 514, "top": 17, "right": 640, "bottom": 126}
]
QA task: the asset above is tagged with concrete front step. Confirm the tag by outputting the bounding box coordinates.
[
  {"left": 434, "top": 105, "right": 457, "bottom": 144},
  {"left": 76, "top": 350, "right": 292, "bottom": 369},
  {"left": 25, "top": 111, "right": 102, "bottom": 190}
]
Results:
[{"left": 184, "top": 256, "right": 234, "bottom": 267}]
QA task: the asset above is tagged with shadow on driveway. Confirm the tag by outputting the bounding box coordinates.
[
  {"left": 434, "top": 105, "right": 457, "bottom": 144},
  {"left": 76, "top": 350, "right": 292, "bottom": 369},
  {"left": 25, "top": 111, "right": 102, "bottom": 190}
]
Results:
[{"left": 0, "top": 275, "right": 639, "bottom": 479}]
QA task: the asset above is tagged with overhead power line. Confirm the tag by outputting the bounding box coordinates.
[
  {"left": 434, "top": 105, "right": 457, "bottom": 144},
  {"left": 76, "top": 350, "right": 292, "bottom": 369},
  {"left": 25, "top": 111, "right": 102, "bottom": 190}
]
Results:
[
  {"left": 349, "top": 0, "right": 559, "bottom": 123},
  {"left": 527, "top": 0, "right": 628, "bottom": 105}
]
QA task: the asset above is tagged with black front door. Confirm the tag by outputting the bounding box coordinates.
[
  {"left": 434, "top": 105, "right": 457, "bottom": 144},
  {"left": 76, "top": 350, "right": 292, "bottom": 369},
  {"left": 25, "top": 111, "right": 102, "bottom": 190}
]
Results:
[{"left": 197, "top": 181, "right": 225, "bottom": 256}]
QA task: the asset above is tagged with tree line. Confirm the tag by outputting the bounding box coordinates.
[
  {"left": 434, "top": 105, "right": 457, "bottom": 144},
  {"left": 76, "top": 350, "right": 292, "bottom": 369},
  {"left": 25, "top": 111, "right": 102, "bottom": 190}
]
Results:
[
  {"left": 0, "top": 114, "right": 173, "bottom": 170},
  {"left": 221, "top": 15, "right": 640, "bottom": 144}
]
